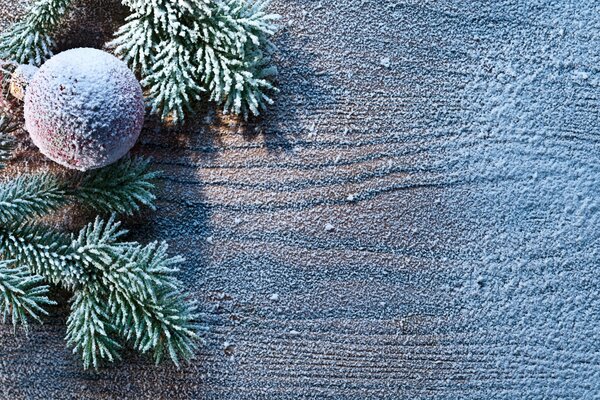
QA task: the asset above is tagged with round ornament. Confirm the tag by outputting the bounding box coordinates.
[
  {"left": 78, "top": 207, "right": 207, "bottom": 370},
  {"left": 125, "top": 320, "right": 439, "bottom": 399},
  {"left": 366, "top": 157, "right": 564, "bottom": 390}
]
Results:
[{"left": 24, "top": 48, "right": 144, "bottom": 171}]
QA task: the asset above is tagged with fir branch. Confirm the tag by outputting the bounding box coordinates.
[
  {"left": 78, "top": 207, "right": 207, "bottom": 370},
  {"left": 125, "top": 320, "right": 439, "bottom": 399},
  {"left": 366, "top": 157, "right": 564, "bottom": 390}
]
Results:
[
  {"left": 111, "top": 285, "right": 198, "bottom": 366},
  {"left": 0, "top": 222, "right": 79, "bottom": 287},
  {"left": 103, "top": 240, "right": 182, "bottom": 303},
  {"left": 110, "top": 0, "right": 210, "bottom": 122},
  {"left": 105, "top": 242, "right": 197, "bottom": 366},
  {"left": 110, "top": 0, "right": 279, "bottom": 123},
  {"left": 0, "top": 174, "right": 66, "bottom": 223},
  {"left": 70, "top": 157, "right": 159, "bottom": 216},
  {"left": 1, "top": 215, "right": 198, "bottom": 368},
  {"left": 0, "top": 0, "right": 75, "bottom": 65},
  {"left": 109, "top": 16, "right": 154, "bottom": 75},
  {"left": 66, "top": 288, "right": 123, "bottom": 369},
  {"left": 0, "top": 156, "right": 160, "bottom": 288},
  {"left": 201, "top": 0, "right": 279, "bottom": 117},
  {"left": 69, "top": 217, "right": 198, "bottom": 368},
  {"left": 141, "top": 41, "right": 205, "bottom": 123},
  {"left": 74, "top": 219, "right": 198, "bottom": 367},
  {"left": 0, "top": 156, "right": 158, "bottom": 226},
  {"left": 202, "top": 45, "right": 277, "bottom": 118},
  {"left": 0, "top": 260, "right": 55, "bottom": 329},
  {"left": 68, "top": 216, "right": 129, "bottom": 283},
  {"left": 0, "top": 217, "right": 125, "bottom": 289},
  {"left": 111, "top": 0, "right": 213, "bottom": 73}
]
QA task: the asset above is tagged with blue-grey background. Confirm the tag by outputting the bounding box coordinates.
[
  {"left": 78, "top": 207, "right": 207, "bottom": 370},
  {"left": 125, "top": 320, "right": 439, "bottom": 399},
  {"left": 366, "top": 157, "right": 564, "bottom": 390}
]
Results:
[{"left": 1, "top": 0, "right": 599, "bottom": 398}]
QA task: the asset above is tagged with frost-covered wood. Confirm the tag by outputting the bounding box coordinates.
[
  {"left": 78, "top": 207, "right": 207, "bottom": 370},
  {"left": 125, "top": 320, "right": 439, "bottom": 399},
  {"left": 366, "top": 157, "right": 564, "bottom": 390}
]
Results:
[{"left": 2, "top": 0, "right": 600, "bottom": 399}]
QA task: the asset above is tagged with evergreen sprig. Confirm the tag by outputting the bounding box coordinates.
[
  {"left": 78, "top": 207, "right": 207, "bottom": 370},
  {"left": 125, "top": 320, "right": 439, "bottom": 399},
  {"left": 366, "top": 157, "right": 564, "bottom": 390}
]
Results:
[
  {"left": 0, "top": 112, "right": 199, "bottom": 369},
  {"left": 0, "top": 0, "right": 74, "bottom": 65},
  {"left": 66, "top": 288, "right": 122, "bottom": 369},
  {"left": 0, "top": 156, "right": 158, "bottom": 225},
  {"left": 111, "top": 0, "right": 279, "bottom": 122},
  {"left": 0, "top": 260, "right": 55, "bottom": 329},
  {"left": 71, "top": 156, "right": 159, "bottom": 215},
  {"left": 0, "top": 174, "right": 66, "bottom": 223},
  {"left": 64, "top": 217, "right": 198, "bottom": 368},
  {"left": 199, "top": 0, "right": 279, "bottom": 117},
  {"left": 0, "top": 0, "right": 279, "bottom": 123}
]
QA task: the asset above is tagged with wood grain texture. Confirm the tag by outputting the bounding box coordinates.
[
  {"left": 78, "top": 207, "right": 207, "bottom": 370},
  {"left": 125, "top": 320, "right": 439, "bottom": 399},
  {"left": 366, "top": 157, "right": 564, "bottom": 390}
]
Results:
[{"left": 1, "top": 0, "right": 600, "bottom": 399}]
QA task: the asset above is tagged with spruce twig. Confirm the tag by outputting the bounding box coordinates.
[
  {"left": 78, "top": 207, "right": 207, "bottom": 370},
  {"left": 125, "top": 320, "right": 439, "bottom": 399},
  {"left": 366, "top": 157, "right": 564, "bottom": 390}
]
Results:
[
  {"left": 0, "top": 0, "right": 75, "bottom": 65},
  {"left": 70, "top": 157, "right": 159, "bottom": 216},
  {"left": 0, "top": 260, "right": 55, "bottom": 330},
  {"left": 0, "top": 111, "right": 199, "bottom": 369}
]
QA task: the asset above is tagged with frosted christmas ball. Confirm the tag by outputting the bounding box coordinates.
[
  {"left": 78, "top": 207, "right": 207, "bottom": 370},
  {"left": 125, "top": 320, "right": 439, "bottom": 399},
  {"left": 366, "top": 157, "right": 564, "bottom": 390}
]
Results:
[{"left": 24, "top": 48, "right": 144, "bottom": 171}]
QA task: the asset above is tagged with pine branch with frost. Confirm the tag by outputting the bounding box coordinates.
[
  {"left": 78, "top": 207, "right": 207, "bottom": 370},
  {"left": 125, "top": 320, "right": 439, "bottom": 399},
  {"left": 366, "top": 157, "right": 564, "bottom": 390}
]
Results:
[
  {"left": 201, "top": 0, "right": 279, "bottom": 117},
  {"left": 0, "top": 174, "right": 66, "bottom": 223},
  {"left": 0, "top": 260, "right": 55, "bottom": 329},
  {"left": 110, "top": 0, "right": 212, "bottom": 123},
  {"left": 70, "top": 157, "right": 159, "bottom": 216},
  {"left": 0, "top": 157, "right": 157, "bottom": 228},
  {"left": 111, "top": 0, "right": 213, "bottom": 74},
  {"left": 0, "top": 202, "right": 199, "bottom": 370},
  {"left": 110, "top": 0, "right": 279, "bottom": 123},
  {"left": 141, "top": 40, "right": 205, "bottom": 122},
  {"left": 105, "top": 241, "right": 198, "bottom": 366},
  {"left": 0, "top": 111, "right": 199, "bottom": 369},
  {"left": 66, "top": 288, "right": 123, "bottom": 369},
  {"left": 0, "top": 222, "right": 82, "bottom": 287},
  {"left": 0, "top": 0, "right": 74, "bottom": 65},
  {"left": 63, "top": 217, "right": 198, "bottom": 369}
]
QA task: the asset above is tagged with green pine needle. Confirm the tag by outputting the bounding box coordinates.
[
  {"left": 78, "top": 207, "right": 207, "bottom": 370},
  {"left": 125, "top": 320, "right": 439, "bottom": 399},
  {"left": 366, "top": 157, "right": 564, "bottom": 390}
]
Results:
[
  {"left": 0, "top": 260, "right": 56, "bottom": 330},
  {"left": 106, "top": 241, "right": 197, "bottom": 366},
  {"left": 70, "top": 157, "right": 159, "bottom": 216},
  {"left": 66, "top": 288, "right": 123, "bottom": 370},
  {"left": 0, "top": 174, "right": 66, "bottom": 223},
  {"left": 0, "top": 0, "right": 74, "bottom": 65}
]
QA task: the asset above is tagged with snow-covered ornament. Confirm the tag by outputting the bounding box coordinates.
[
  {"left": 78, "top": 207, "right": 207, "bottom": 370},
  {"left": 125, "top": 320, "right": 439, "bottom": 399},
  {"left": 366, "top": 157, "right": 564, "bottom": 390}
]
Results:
[{"left": 22, "top": 48, "right": 144, "bottom": 171}]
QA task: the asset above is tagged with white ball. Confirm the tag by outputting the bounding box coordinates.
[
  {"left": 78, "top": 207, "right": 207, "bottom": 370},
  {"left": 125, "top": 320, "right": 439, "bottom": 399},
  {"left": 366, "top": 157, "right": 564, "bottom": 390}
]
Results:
[{"left": 24, "top": 48, "right": 144, "bottom": 171}]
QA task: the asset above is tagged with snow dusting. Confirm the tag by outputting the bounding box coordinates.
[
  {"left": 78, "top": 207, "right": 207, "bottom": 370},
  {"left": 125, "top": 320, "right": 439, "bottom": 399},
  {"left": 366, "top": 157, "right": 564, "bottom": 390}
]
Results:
[{"left": 442, "top": 2, "right": 600, "bottom": 396}]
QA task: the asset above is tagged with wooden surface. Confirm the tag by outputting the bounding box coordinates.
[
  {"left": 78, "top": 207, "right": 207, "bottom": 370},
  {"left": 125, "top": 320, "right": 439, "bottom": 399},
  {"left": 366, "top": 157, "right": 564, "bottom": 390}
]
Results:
[{"left": 2, "top": 1, "right": 600, "bottom": 399}]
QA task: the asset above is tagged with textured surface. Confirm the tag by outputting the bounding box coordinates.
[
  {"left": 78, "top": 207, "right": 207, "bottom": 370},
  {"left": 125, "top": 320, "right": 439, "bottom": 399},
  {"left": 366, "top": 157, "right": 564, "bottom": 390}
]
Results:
[{"left": 1, "top": 0, "right": 600, "bottom": 399}]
